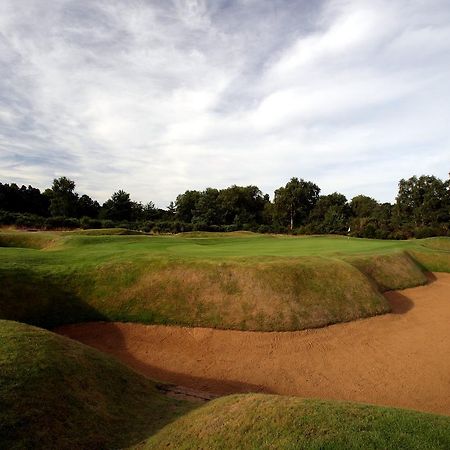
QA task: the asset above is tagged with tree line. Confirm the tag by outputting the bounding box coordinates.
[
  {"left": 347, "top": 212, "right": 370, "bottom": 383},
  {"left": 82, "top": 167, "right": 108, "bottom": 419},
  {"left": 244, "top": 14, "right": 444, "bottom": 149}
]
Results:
[{"left": 0, "top": 174, "right": 449, "bottom": 238}]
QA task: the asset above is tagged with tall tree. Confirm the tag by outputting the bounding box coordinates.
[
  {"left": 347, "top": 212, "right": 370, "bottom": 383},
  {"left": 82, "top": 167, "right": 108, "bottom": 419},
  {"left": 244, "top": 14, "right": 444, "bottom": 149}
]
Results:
[
  {"left": 273, "top": 178, "right": 320, "bottom": 229},
  {"left": 310, "top": 193, "right": 349, "bottom": 233},
  {"left": 217, "top": 185, "right": 268, "bottom": 226},
  {"left": 396, "top": 175, "right": 450, "bottom": 226},
  {"left": 175, "top": 190, "right": 201, "bottom": 223},
  {"left": 350, "top": 195, "right": 379, "bottom": 218},
  {"left": 101, "top": 190, "right": 133, "bottom": 222},
  {"left": 49, "top": 177, "right": 78, "bottom": 217},
  {"left": 77, "top": 194, "right": 100, "bottom": 218},
  {"left": 193, "top": 188, "right": 221, "bottom": 226}
]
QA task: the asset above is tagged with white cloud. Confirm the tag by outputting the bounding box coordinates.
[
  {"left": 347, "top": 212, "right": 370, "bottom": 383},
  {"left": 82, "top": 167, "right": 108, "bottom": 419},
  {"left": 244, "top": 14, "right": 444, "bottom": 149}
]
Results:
[{"left": 0, "top": 0, "right": 449, "bottom": 206}]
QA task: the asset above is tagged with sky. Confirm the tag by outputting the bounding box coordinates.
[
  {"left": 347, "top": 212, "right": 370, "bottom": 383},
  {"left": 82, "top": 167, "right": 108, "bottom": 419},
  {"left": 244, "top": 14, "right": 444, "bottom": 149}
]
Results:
[{"left": 1, "top": 0, "right": 449, "bottom": 207}]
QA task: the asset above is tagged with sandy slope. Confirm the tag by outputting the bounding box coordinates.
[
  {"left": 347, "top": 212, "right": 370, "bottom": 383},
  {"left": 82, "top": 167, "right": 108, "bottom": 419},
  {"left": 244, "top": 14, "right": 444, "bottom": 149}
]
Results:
[{"left": 56, "top": 273, "right": 450, "bottom": 415}]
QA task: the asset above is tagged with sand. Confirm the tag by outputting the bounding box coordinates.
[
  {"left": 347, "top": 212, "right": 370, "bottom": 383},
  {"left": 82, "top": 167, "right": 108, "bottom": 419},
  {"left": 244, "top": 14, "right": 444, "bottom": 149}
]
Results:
[{"left": 56, "top": 273, "right": 450, "bottom": 415}]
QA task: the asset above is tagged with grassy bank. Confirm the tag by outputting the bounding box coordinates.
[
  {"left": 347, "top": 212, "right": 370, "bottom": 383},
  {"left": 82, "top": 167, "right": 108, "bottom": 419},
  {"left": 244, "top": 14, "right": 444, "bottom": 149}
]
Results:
[
  {"left": 142, "top": 394, "right": 450, "bottom": 449},
  {"left": 0, "top": 231, "right": 448, "bottom": 330},
  {"left": 0, "top": 320, "right": 193, "bottom": 450}
]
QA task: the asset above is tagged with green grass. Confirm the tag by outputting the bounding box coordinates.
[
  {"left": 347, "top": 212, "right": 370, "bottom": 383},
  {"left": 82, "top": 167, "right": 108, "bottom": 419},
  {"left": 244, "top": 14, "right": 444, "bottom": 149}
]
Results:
[
  {"left": 0, "top": 320, "right": 193, "bottom": 450},
  {"left": 0, "top": 231, "right": 448, "bottom": 330},
  {"left": 141, "top": 394, "right": 450, "bottom": 450}
]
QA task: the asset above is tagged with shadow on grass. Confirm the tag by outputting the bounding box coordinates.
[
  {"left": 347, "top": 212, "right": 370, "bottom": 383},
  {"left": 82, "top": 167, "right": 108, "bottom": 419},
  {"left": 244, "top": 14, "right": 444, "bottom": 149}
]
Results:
[
  {"left": 0, "top": 267, "right": 106, "bottom": 328},
  {"left": 54, "top": 321, "right": 274, "bottom": 448},
  {"left": 0, "top": 268, "right": 205, "bottom": 449},
  {"left": 55, "top": 321, "right": 273, "bottom": 398}
]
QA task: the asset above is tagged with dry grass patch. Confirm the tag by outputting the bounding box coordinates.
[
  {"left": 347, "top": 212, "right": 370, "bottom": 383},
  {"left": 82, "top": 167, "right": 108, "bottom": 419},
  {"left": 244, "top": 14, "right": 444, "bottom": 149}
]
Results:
[
  {"left": 346, "top": 251, "right": 428, "bottom": 291},
  {"left": 107, "top": 259, "right": 388, "bottom": 331}
]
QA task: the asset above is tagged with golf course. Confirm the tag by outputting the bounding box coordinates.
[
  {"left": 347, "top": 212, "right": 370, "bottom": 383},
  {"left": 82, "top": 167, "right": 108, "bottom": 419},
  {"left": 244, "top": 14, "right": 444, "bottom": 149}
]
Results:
[{"left": 1, "top": 230, "right": 450, "bottom": 449}]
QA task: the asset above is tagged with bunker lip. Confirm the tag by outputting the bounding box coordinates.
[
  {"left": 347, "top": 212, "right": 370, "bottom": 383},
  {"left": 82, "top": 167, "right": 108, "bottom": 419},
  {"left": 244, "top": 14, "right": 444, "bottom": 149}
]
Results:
[{"left": 56, "top": 272, "right": 450, "bottom": 416}]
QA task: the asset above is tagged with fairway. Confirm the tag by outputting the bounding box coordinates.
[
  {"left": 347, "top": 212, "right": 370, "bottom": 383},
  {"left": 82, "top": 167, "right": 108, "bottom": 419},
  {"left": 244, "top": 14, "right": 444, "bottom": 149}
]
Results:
[{"left": 0, "top": 230, "right": 429, "bottom": 262}]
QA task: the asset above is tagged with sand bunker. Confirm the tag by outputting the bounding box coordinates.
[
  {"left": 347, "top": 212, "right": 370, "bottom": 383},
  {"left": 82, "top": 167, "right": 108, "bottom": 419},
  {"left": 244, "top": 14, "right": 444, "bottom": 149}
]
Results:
[{"left": 56, "top": 273, "right": 450, "bottom": 415}]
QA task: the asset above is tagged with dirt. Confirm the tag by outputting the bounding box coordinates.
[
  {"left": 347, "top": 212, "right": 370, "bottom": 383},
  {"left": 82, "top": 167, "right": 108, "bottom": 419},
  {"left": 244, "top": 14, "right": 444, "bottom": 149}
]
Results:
[{"left": 56, "top": 273, "right": 450, "bottom": 415}]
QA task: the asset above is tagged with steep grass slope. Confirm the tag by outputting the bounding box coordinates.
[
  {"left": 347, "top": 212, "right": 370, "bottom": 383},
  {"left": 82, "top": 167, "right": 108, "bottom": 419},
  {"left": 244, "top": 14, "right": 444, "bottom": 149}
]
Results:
[
  {"left": 0, "top": 231, "right": 448, "bottom": 331},
  {"left": 0, "top": 320, "right": 193, "bottom": 450},
  {"left": 142, "top": 394, "right": 450, "bottom": 450},
  {"left": 0, "top": 257, "right": 389, "bottom": 331},
  {"left": 345, "top": 251, "right": 428, "bottom": 290}
]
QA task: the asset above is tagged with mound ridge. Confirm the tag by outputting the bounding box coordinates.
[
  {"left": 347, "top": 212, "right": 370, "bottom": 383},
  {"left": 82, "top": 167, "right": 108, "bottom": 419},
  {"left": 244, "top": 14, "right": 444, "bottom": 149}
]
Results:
[
  {"left": 143, "top": 394, "right": 450, "bottom": 450},
  {"left": 0, "top": 320, "right": 192, "bottom": 450}
]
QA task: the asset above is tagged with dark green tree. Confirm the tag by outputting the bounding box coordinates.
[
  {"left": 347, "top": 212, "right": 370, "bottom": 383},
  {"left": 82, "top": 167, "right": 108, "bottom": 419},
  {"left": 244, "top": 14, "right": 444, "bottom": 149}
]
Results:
[
  {"left": 175, "top": 190, "right": 201, "bottom": 223},
  {"left": 193, "top": 188, "right": 221, "bottom": 226},
  {"left": 101, "top": 190, "right": 133, "bottom": 222},
  {"left": 350, "top": 195, "right": 379, "bottom": 218},
  {"left": 48, "top": 177, "right": 78, "bottom": 217},
  {"left": 273, "top": 178, "right": 320, "bottom": 229},
  {"left": 310, "top": 193, "right": 349, "bottom": 233},
  {"left": 395, "top": 175, "right": 449, "bottom": 227},
  {"left": 77, "top": 194, "right": 100, "bottom": 218},
  {"left": 217, "top": 185, "right": 268, "bottom": 226}
]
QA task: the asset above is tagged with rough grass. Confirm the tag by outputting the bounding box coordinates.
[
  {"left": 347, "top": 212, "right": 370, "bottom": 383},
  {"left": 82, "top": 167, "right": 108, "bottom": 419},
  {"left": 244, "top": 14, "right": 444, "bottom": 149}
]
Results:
[
  {"left": 0, "top": 231, "right": 448, "bottom": 331},
  {"left": 0, "top": 231, "right": 62, "bottom": 249},
  {"left": 69, "top": 228, "right": 145, "bottom": 236},
  {"left": 141, "top": 394, "right": 450, "bottom": 450},
  {"left": 345, "top": 251, "right": 428, "bottom": 291},
  {"left": 100, "top": 258, "right": 389, "bottom": 331},
  {"left": 419, "top": 237, "right": 450, "bottom": 252},
  {"left": 0, "top": 320, "right": 193, "bottom": 450}
]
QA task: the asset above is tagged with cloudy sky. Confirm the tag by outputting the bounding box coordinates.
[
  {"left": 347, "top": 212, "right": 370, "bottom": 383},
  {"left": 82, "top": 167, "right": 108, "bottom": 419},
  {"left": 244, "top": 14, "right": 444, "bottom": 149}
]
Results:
[{"left": 1, "top": 0, "right": 449, "bottom": 207}]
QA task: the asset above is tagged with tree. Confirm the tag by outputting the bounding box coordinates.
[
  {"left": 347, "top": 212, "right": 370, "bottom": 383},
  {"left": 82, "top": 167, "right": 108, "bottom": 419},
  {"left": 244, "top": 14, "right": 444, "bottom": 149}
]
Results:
[
  {"left": 49, "top": 177, "right": 78, "bottom": 217},
  {"left": 175, "top": 190, "right": 201, "bottom": 223},
  {"left": 0, "top": 183, "right": 50, "bottom": 216},
  {"left": 273, "top": 178, "right": 320, "bottom": 229},
  {"left": 192, "top": 188, "right": 221, "bottom": 226},
  {"left": 350, "top": 195, "right": 379, "bottom": 218},
  {"left": 101, "top": 190, "right": 133, "bottom": 222},
  {"left": 217, "top": 185, "right": 268, "bottom": 226},
  {"left": 77, "top": 194, "right": 100, "bottom": 218},
  {"left": 395, "top": 175, "right": 450, "bottom": 227},
  {"left": 310, "top": 193, "right": 349, "bottom": 233}
]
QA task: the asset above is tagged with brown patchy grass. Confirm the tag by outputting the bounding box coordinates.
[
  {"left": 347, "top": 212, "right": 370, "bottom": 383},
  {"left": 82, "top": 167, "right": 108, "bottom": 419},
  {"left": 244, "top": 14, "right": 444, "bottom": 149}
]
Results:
[
  {"left": 105, "top": 258, "right": 388, "bottom": 331},
  {"left": 345, "top": 251, "right": 428, "bottom": 291}
]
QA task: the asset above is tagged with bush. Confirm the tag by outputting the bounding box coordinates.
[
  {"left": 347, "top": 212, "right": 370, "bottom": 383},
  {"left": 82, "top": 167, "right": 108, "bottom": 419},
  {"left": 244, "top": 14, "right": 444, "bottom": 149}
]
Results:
[
  {"left": 414, "top": 226, "right": 438, "bottom": 239},
  {"left": 101, "top": 220, "right": 115, "bottom": 229},
  {"left": 0, "top": 210, "right": 16, "bottom": 226},
  {"left": 80, "top": 217, "right": 103, "bottom": 229},
  {"left": 15, "top": 213, "right": 45, "bottom": 229},
  {"left": 45, "top": 217, "right": 80, "bottom": 230},
  {"left": 257, "top": 225, "right": 272, "bottom": 234}
]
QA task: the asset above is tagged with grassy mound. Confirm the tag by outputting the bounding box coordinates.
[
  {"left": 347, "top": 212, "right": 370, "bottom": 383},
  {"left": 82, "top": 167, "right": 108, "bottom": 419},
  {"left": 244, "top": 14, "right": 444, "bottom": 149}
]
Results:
[
  {"left": 0, "top": 231, "right": 61, "bottom": 249},
  {"left": 0, "top": 258, "right": 388, "bottom": 331},
  {"left": 94, "top": 258, "right": 390, "bottom": 331},
  {"left": 0, "top": 320, "right": 192, "bottom": 450},
  {"left": 346, "top": 251, "right": 428, "bottom": 291},
  {"left": 69, "top": 228, "right": 145, "bottom": 236},
  {"left": 142, "top": 394, "right": 450, "bottom": 450},
  {"left": 419, "top": 237, "right": 450, "bottom": 251},
  {"left": 0, "top": 231, "right": 447, "bottom": 331}
]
